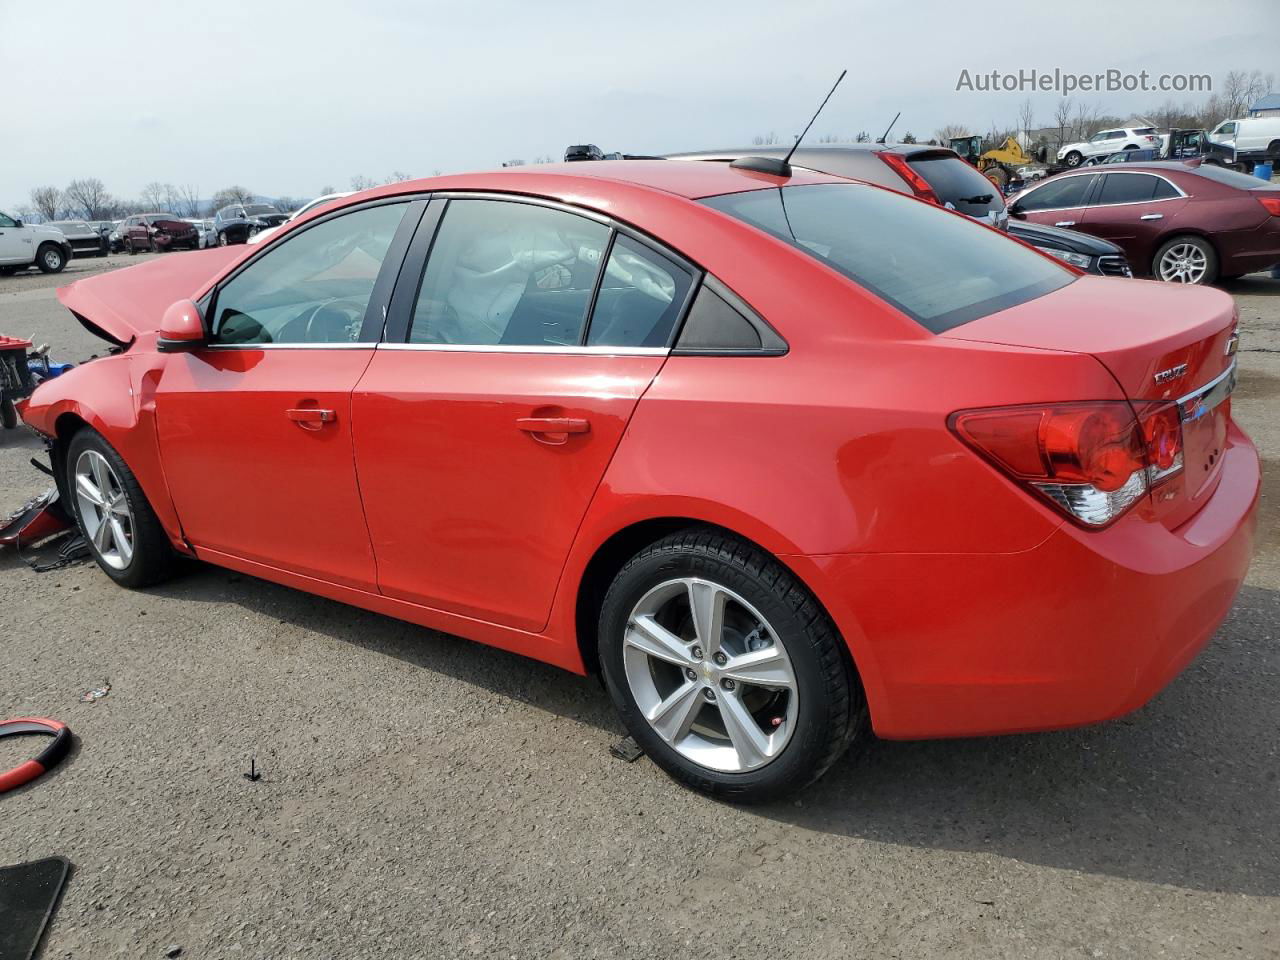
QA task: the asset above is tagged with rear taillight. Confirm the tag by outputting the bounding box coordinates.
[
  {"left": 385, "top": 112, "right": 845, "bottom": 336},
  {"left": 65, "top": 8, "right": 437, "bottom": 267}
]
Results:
[
  {"left": 949, "top": 400, "right": 1184, "bottom": 527},
  {"left": 1258, "top": 196, "right": 1280, "bottom": 217},
  {"left": 877, "top": 152, "right": 941, "bottom": 205}
]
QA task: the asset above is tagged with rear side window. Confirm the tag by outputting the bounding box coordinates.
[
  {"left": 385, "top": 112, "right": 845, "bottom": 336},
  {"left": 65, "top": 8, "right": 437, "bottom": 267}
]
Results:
[
  {"left": 906, "top": 155, "right": 1006, "bottom": 221},
  {"left": 1187, "top": 164, "right": 1270, "bottom": 190},
  {"left": 702, "top": 183, "right": 1072, "bottom": 334},
  {"left": 409, "top": 199, "right": 609, "bottom": 347},
  {"left": 1096, "top": 173, "right": 1163, "bottom": 204},
  {"left": 1015, "top": 175, "right": 1095, "bottom": 211},
  {"left": 586, "top": 235, "right": 695, "bottom": 348}
]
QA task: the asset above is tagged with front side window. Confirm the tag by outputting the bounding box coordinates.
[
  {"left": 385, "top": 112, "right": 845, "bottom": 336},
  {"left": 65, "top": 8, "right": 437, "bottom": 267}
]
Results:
[
  {"left": 409, "top": 200, "right": 609, "bottom": 346},
  {"left": 702, "top": 183, "right": 1072, "bottom": 334},
  {"left": 0, "top": 212, "right": 17, "bottom": 228},
  {"left": 212, "top": 203, "right": 406, "bottom": 345},
  {"left": 1015, "top": 175, "right": 1096, "bottom": 212}
]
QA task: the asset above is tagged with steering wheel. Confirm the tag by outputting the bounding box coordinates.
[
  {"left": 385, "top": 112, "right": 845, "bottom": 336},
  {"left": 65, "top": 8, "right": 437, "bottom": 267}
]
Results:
[{"left": 299, "top": 296, "right": 367, "bottom": 343}]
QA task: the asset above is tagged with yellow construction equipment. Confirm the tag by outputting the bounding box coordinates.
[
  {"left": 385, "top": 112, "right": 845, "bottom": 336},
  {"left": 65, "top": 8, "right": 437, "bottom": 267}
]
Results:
[{"left": 949, "top": 135, "right": 1033, "bottom": 187}]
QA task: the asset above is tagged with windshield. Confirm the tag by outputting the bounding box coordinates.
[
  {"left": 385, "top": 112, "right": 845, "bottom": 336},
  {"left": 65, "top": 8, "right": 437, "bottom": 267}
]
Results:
[
  {"left": 244, "top": 204, "right": 281, "bottom": 216},
  {"left": 701, "top": 183, "right": 1073, "bottom": 333}
]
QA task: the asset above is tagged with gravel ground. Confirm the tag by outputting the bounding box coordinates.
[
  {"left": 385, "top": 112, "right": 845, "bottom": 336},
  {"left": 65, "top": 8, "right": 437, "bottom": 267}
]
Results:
[{"left": 2, "top": 254, "right": 1278, "bottom": 959}]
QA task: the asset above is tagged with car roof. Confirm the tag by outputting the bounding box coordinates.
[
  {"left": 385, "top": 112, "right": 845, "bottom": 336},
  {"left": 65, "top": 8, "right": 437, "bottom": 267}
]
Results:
[
  {"left": 348, "top": 159, "right": 846, "bottom": 205},
  {"left": 668, "top": 143, "right": 952, "bottom": 162}
]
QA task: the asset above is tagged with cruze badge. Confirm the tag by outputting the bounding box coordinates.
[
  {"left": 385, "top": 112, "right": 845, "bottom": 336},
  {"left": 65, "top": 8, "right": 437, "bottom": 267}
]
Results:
[{"left": 1153, "top": 363, "right": 1189, "bottom": 385}]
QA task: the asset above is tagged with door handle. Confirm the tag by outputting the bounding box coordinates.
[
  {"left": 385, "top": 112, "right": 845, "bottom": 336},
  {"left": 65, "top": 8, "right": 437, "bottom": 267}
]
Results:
[
  {"left": 286, "top": 408, "right": 336, "bottom": 430},
  {"left": 1140, "top": 213, "right": 1163, "bottom": 220},
  {"left": 516, "top": 416, "right": 590, "bottom": 445},
  {"left": 1054, "top": 220, "right": 1076, "bottom": 227}
]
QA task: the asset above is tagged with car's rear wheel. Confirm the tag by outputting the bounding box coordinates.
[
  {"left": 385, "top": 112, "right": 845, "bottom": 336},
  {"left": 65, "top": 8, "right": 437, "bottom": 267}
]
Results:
[
  {"left": 127, "top": 239, "right": 137, "bottom": 255},
  {"left": 598, "top": 529, "right": 865, "bottom": 801},
  {"left": 217, "top": 231, "right": 228, "bottom": 247},
  {"left": 1, "top": 397, "right": 17, "bottom": 429},
  {"left": 66, "top": 429, "right": 175, "bottom": 588},
  {"left": 35, "top": 244, "right": 66, "bottom": 274},
  {"left": 1154, "top": 235, "right": 1218, "bottom": 285},
  {"left": 1064, "top": 150, "right": 1083, "bottom": 167}
]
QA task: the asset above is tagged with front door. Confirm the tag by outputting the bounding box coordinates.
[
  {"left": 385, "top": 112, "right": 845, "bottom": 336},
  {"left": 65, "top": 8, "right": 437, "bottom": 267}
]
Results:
[
  {"left": 0, "top": 212, "right": 27, "bottom": 263},
  {"left": 1012, "top": 172, "right": 1098, "bottom": 231},
  {"left": 155, "top": 199, "right": 421, "bottom": 589},
  {"left": 352, "top": 197, "right": 697, "bottom": 631}
]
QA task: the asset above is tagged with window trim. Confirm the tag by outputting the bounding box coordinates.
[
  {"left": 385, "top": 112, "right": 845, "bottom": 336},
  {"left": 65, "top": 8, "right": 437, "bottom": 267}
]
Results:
[
  {"left": 1089, "top": 170, "right": 1188, "bottom": 208},
  {"left": 670, "top": 275, "right": 788, "bottom": 357},
  {"left": 201, "top": 195, "right": 426, "bottom": 349},
  {"left": 387, "top": 191, "right": 705, "bottom": 355},
  {"left": 1011, "top": 173, "right": 1100, "bottom": 213}
]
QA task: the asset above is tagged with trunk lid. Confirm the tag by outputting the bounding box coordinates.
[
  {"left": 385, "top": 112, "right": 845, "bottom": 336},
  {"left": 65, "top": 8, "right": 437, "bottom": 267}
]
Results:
[
  {"left": 945, "top": 276, "right": 1238, "bottom": 526},
  {"left": 56, "top": 247, "right": 245, "bottom": 346}
]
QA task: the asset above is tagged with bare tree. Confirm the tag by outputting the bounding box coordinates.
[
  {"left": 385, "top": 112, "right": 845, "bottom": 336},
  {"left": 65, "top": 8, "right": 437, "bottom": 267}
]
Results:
[
  {"left": 1052, "top": 98, "right": 1073, "bottom": 148},
  {"left": 751, "top": 132, "right": 779, "bottom": 146},
  {"left": 318, "top": 185, "right": 337, "bottom": 195},
  {"left": 384, "top": 170, "right": 412, "bottom": 184},
  {"left": 350, "top": 174, "right": 377, "bottom": 191},
  {"left": 1017, "top": 97, "right": 1035, "bottom": 142},
  {"left": 503, "top": 159, "right": 526, "bottom": 167},
  {"left": 64, "top": 178, "right": 111, "bottom": 219},
  {"left": 934, "top": 123, "right": 969, "bottom": 144},
  {"left": 1221, "top": 70, "right": 1271, "bottom": 119},
  {"left": 29, "top": 186, "right": 61, "bottom": 222},
  {"left": 209, "top": 186, "right": 256, "bottom": 212},
  {"left": 139, "top": 182, "right": 168, "bottom": 211},
  {"left": 854, "top": 130, "right": 870, "bottom": 143},
  {"left": 171, "top": 184, "right": 202, "bottom": 218},
  {"left": 274, "top": 196, "right": 305, "bottom": 214}
]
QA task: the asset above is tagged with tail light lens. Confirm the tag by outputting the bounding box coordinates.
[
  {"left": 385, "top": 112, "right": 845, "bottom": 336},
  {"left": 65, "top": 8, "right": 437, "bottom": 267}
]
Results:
[
  {"left": 1257, "top": 196, "right": 1280, "bottom": 217},
  {"left": 949, "top": 400, "right": 1184, "bottom": 527},
  {"left": 877, "top": 152, "right": 941, "bottom": 205}
]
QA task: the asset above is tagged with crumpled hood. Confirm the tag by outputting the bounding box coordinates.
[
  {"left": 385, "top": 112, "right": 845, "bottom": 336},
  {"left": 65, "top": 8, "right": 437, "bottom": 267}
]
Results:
[{"left": 56, "top": 247, "right": 245, "bottom": 346}]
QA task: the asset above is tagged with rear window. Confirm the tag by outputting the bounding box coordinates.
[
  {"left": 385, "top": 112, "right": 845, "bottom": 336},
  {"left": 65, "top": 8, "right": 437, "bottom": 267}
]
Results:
[
  {"left": 701, "top": 183, "right": 1073, "bottom": 334},
  {"left": 1187, "top": 164, "right": 1274, "bottom": 190},
  {"left": 1133, "top": 127, "right": 1157, "bottom": 135},
  {"left": 906, "top": 155, "right": 1006, "bottom": 222}
]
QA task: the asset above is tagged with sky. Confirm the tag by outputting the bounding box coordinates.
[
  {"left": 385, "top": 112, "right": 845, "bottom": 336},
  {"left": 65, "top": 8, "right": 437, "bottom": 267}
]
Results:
[{"left": 2, "top": 0, "right": 1276, "bottom": 210}]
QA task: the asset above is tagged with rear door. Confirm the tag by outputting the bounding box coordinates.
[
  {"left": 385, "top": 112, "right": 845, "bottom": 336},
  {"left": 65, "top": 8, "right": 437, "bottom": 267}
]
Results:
[
  {"left": 351, "top": 196, "right": 698, "bottom": 631},
  {"left": 155, "top": 199, "right": 423, "bottom": 589},
  {"left": 1077, "top": 171, "right": 1190, "bottom": 269}
]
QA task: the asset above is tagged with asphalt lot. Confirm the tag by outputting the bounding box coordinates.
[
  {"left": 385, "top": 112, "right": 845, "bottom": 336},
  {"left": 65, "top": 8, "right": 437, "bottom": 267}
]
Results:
[{"left": 1, "top": 252, "right": 1278, "bottom": 959}]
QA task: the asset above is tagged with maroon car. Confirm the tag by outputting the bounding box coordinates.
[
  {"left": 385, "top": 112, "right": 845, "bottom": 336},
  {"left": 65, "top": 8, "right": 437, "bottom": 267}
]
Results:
[
  {"left": 1007, "top": 162, "right": 1280, "bottom": 284},
  {"left": 120, "top": 213, "right": 200, "bottom": 254}
]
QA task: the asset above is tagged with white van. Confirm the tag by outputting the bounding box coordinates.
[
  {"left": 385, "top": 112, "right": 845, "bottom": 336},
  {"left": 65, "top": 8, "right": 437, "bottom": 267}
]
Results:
[{"left": 1208, "top": 117, "right": 1280, "bottom": 167}]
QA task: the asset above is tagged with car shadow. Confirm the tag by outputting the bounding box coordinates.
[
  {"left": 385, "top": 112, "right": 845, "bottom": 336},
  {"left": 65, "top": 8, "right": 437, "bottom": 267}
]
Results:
[
  {"left": 1222, "top": 273, "right": 1280, "bottom": 296},
  {"left": 146, "top": 568, "right": 1279, "bottom": 897}
]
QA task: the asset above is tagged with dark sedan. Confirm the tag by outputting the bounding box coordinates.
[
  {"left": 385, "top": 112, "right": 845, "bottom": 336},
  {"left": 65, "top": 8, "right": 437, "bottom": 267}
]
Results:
[
  {"left": 213, "top": 202, "right": 288, "bottom": 245},
  {"left": 664, "top": 143, "right": 1132, "bottom": 277},
  {"left": 1007, "top": 162, "right": 1280, "bottom": 283}
]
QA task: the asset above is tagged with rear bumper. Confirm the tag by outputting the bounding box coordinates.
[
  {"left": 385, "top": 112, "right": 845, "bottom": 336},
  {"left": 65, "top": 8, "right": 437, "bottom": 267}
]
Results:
[{"left": 797, "top": 420, "right": 1260, "bottom": 739}]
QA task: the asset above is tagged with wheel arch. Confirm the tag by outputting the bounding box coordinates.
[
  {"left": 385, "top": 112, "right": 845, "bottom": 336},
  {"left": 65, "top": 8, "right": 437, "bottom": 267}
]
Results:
[{"left": 567, "top": 514, "right": 883, "bottom": 727}]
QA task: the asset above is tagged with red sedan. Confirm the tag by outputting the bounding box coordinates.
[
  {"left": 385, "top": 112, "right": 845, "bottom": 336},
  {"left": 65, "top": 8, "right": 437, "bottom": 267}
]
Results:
[
  {"left": 19, "top": 161, "right": 1258, "bottom": 799},
  {"left": 1007, "top": 161, "right": 1280, "bottom": 284}
]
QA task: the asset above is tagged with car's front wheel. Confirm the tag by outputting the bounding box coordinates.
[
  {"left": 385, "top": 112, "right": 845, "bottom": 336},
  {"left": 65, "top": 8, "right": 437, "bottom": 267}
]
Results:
[
  {"left": 35, "top": 244, "right": 66, "bottom": 274},
  {"left": 598, "top": 529, "right": 865, "bottom": 801},
  {"left": 217, "top": 231, "right": 228, "bottom": 247},
  {"left": 1063, "top": 150, "right": 1083, "bottom": 167},
  {"left": 66, "top": 429, "right": 176, "bottom": 588}
]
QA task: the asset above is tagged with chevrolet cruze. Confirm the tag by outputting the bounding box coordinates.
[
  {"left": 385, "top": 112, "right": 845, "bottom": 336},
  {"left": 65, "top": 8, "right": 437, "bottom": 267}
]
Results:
[{"left": 20, "top": 161, "right": 1258, "bottom": 799}]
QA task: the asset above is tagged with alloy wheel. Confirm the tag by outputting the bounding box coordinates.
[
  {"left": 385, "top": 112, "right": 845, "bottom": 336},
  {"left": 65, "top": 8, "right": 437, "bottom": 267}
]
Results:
[
  {"left": 1158, "top": 243, "right": 1208, "bottom": 284},
  {"left": 73, "top": 450, "right": 134, "bottom": 570},
  {"left": 622, "top": 578, "right": 798, "bottom": 773},
  {"left": 43, "top": 249, "right": 62, "bottom": 270}
]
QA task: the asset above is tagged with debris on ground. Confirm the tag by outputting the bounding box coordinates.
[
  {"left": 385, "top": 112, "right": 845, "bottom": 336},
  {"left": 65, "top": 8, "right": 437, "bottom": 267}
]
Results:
[
  {"left": 79, "top": 683, "right": 110, "bottom": 703},
  {"left": 608, "top": 736, "right": 643, "bottom": 763}
]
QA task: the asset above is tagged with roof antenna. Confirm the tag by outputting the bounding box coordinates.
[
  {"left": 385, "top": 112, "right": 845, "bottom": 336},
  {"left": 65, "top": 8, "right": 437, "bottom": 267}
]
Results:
[
  {"left": 875, "top": 111, "right": 901, "bottom": 145},
  {"left": 730, "top": 69, "right": 848, "bottom": 178}
]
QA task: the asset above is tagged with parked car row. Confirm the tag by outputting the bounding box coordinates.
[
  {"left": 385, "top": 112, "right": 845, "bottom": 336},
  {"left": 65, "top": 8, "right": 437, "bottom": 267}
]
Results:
[{"left": 19, "top": 158, "right": 1260, "bottom": 800}]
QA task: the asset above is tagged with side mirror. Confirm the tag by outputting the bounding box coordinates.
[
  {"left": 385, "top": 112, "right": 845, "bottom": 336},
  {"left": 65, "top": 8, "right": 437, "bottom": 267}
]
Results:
[
  {"left": 14, "top": 219, "right": 23, "bottom": 228},
  {"left": 157, "top": 299, "right": 206, "bottom": 352}
]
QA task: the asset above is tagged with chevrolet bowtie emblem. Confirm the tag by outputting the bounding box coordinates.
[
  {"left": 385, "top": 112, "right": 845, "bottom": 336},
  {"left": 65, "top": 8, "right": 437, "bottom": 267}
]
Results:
[
  {"left": 1153, "top": 363, "right": 1189, "bottom": 386},
  {"left": 1225, "top": 334, "right": 1239, "bottom": 357}
]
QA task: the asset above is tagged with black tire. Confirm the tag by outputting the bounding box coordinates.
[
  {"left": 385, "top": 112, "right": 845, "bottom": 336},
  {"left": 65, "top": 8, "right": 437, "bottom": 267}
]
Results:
[
  {"left": 152, "top": 238, "right": 164, "bottom": 253},
  {"left": 35, "top": 243, "right": 66, "bottom": 274},
  {"left": 1268, "top": 140, "right": 1280, "bottom": 160},
  {"left": 127, "top": 239, "right": 137, "bottom": 255},
  {"left": 64, "top": 428, "right": 176, "bottom": 588},
  {"left": 597, "top": 528, "right": 866, "bottom": 801},
  {"left": 1, "top": 397, "right": 17, "bottom": 429},
  {"left": 0, "top": 266, "right": 16, "bottom": 276},
  {"left": 217, "top": 231, "right": 228, "bottom": 247},
  {"left": 1064, "top": 150, "right": 1083, "bottom": 167},
  {"left": 1153, "top": 234, "right": 1219, "bottom": 285}
]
